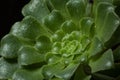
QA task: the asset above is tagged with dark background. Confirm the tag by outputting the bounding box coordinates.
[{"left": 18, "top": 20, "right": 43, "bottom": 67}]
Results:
[{"left": 0, "top": 0, "right": 30, "bottom": 39}]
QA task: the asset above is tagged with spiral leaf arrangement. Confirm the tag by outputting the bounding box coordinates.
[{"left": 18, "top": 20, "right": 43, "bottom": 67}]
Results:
[{"left": 0, "top": 0, "right": 120, "bottom": 80}]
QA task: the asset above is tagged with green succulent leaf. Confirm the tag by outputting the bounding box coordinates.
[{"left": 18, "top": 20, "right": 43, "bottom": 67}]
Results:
[
  {"left": 87, "top": 37, "right": 104, "bottom": 58},
  {"left": 22, "top": 0, "right": 50, "bottom": 22},
  {"left": 50, "top": 0, "right": 69, "bottom": 18},
  {"left": 0, "top": 34, "right": 22, "bottom": 58},
  {"left": 35, "top": 35, "right": 52, "bottom": 53},
  {"left": 73, "top": 64, "right": 91, "bottom": 80},
  {"left": 80, "top": 17, "right": 93, "bottom": 36},
  {"left": 95, "top": 2, "right": 120, "bottom": 42},
  {"left": 43, "top": 10, "right": 65, "bottom": 32},
  {"left": 10, "top": 16, "right": 50, "bottom": 40},
  {"left": 13, "top": 68, "right": 44, "bottom": 80},
  {"left": 55, "top": 62, "right": 79, "bottom": 80},
  {"left": 61, "top": 20, "right": 78, "bottom": 33},
  {"left": 0, "top": 0, "right": 120, "bottom": 80},
  {"left": 66, "top": 0, "right": 87, "bottom": 22},
  {"left": 93, "top": 0, "right": 113, "bottom": 15},
  {"left": 0, "top": 58, "right": 18, "bottom": 79},
  {"left": 89, "top": 49, "right": 114, "bottom": 73},
  {"left": 45, "top": 52, "right": 61, "bottom": 64},
  {"left": 42, "top": 63, "right": 65, "bottom": 79},
  {"left": 18, "top": 46, "right": 45, "bottom": 66}
]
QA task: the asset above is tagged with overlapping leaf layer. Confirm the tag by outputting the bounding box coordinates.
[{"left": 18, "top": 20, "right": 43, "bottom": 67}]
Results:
[{"left": 0, "top": 0, "right": 120, "bottom": 80}]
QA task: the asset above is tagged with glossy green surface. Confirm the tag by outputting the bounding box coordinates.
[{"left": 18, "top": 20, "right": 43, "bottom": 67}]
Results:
[{"left": 0, "top": 0, "right": 120, "bottom": 80}]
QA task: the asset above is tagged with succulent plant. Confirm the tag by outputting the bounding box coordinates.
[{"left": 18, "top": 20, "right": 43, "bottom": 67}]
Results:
[{"left": 0, "top": 0, "right": 120, "bottom": 80}]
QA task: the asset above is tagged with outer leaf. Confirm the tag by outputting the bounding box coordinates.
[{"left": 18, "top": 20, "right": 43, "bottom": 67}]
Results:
[
  {"left": 55, "top": 62, "right": 79, "bottom": 80},
  {"left": 87, "top": 37, "right": 103, "bottom": 58},
  {"left": 18, "top": 46, "right": 45, "bottom": 66},
  {"left": 45, "top": 52, "right": 61, "bottom": 64},
  {"left": 0, "top": 0, "right": 120, "bottom": 80},
  {"left": 13, "top": 68, "right": 44, "bottom": 80},
  {"left": 73, "top": 64, "right": 91, "bottom": 80},
  {"left": 50, "top": 0, "right": 69, "bottom": 18},
  {"left": 0, "top": 58, "right": 18, "bottom": 79},
  {"left": 93, "top": 0, "right": 113, "bottom": 15},
  {"left": 43, "top": 10, "right": 65, "bottom": 32},
  {"left": 81, "top": 36, "right": 91, "bottom": 51},
  {"left": 35, "top": 35, "right": 52, "bottom": 54},
  {"left": 80, "top": 17, "right": 93, "bottom": 36},
  {"left": 10, "top": 16, "right": 49, "bottom": 40},
  {"left": 0, "top": 34, "right": 22, "bottom": 58},
  {"left": 93, "top": 63, "right": 120, "bottom": 79},
  {"left": 89, "top": 49, "right": 114, "bottom": 73},
  {"left": 61, "top": 20, "right": 78, "bottom": 33},
  {"left": 66, "top": 0, "right": 87, "bottom": 22},
  {"left": 51, "top": 30, "right": 65, "bottom": 42},
  {"left": 22, "top": 0, "right": 50, "bottom": 22},
  {"left": 95, "top": 2, "right": 120, "bottom": 42},
  {"left": 42, "top": 63, "right": 65, "bottom": 79}
]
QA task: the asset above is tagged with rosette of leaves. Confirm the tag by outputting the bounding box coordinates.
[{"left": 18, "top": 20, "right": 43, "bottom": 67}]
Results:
[{"left": 0, "top": 0, "right": 120, "bottom": 80}]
